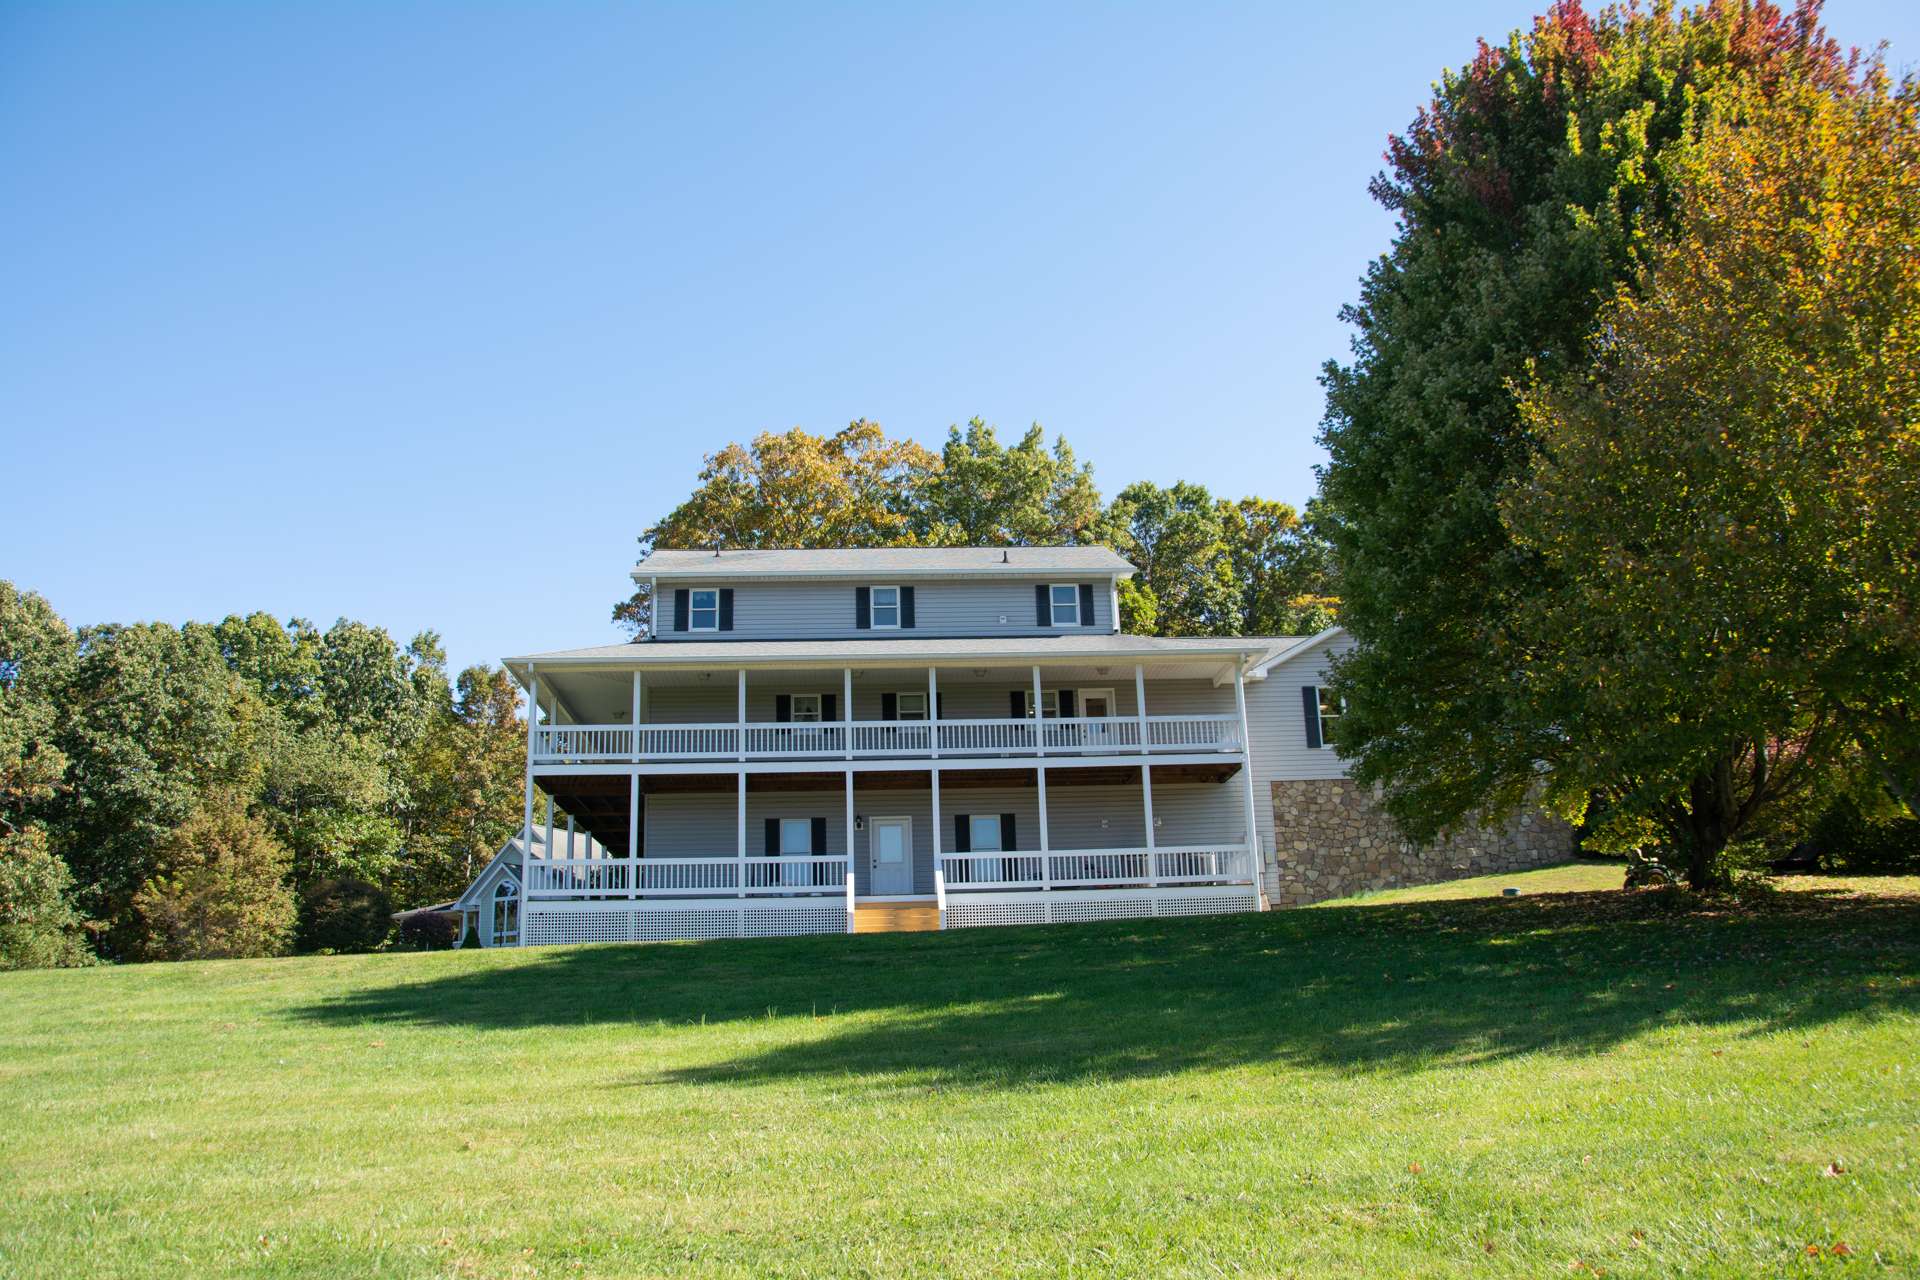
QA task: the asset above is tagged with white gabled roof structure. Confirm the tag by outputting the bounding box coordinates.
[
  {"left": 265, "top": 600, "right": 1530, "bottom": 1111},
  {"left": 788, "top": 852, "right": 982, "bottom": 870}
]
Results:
[
  {"left": 633, "top": 545, "right": 1135, "bottom": 583},
  {"left": 1247, "top": 626, "right": 1348, "bottom": 677},
  {"left": 449, "top": 826, "right": 609, "bottom": 913}
]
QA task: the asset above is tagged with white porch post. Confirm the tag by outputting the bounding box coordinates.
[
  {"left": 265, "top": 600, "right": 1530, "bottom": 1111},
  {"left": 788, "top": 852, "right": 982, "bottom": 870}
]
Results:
[
  {"left": 521, "top": 668, "right": 537, "bottom": 943},
  {"left": 843, "top": 667, "right": 854, "bottom": 760},
  {"left": 1036, "top": 765, "right": 1052, "bottom": 890},
  {"left": 627, "top": 772, "right": 639, "bottom": 901},
  {"left": 544, "top": 793, "right": 554, "bottom": 859},
  {"left": 1134, "top": 663, "right": 1150, "bottom": 754},
  {"left": 736, "top": 769, "right": 747, "bottom": 898},
  {"left": 931, "top": 766, "right": 946, "bottom": 925},
  {"left": 737, "top": 668, "right": 747, "bottom": 761},
  {"left": 844, "top": 769, "right": 856, "bottom": 933},
  {"left": 566, "top": 813, "right": 575, "bottom": 857},
  {"left": 630, "top": 670, "right": 643, "bottom": 762},
  {"left": 1140, "top": 762, "right": 1158, "bottom": 887},
  {"left": 927, "top": 666, "right": 940, "bottom": 758},
  {"left": 1233, "top": 666, "right": 1262, "bottom": 899},
  {"left": 1031, "top": 665, "right": 1046, "bottom": 756}
]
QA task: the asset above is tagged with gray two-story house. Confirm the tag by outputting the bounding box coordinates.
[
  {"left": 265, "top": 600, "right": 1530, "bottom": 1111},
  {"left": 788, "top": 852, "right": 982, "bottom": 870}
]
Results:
[{"left": 471, "top": 546, "right": 1568, "bottom": 947}]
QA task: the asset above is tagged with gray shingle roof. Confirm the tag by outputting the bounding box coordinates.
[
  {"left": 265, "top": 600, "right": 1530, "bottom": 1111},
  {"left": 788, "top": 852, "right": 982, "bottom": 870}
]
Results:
[{"left": 634, "top": 545, "right": 1134, "bottom": 581}]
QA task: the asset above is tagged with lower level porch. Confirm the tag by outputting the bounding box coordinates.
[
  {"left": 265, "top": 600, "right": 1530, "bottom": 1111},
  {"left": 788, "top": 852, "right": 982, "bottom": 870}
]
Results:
[{"left": 518, "top": 763, "right": 1263, "bottom": 942}]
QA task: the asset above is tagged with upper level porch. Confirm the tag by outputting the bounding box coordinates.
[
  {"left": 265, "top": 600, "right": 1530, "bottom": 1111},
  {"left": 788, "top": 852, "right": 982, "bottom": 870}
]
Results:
[{"left": 511, "top": 638, "right": 1279, "bottom": 769}]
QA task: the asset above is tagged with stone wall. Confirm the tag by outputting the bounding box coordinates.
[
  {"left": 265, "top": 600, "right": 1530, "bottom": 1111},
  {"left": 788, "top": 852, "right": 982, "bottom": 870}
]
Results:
[{"left": 1266, "top": 779, "right": 1573, "bottom": 907}]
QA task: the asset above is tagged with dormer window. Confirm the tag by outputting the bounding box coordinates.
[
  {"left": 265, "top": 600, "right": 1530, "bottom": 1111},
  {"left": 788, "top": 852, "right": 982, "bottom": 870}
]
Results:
[
  {"left": 689, "top": 588, "right": 720, "bottom": 631},
  {"left": 870, "top": 586, "right": 901, "bottom": 629},
  {"left": 1049, "top": 584, "right": 1080, "bottom": 627}
]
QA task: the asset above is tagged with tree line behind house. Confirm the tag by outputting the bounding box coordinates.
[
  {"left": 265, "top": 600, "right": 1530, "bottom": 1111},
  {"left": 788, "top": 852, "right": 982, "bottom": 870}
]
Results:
[{"left": 0, "top": 595, "right": 526, "bottom": 968}]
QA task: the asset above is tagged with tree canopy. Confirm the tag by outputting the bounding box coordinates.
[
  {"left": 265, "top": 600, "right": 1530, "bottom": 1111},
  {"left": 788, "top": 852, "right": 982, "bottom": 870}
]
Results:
[
  {"left": 1315, "top": 0, "right": 1861, "bottom": 866},
  {"left": 1503, "top": 71, "right": 1920, "bottom": 883}
]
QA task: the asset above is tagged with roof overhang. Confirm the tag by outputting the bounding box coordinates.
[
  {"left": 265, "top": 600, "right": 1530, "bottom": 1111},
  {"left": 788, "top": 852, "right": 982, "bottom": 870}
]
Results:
[{"left": 1248, "top": 626, "right": 1348, "bottom": 677}]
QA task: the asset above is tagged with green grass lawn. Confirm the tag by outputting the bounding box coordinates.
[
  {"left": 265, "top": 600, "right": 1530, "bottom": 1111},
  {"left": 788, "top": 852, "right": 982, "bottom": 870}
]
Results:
[
  {"left": 1309, "top": 860, "right": 1920, "bottom": 908},
  {"left": 3, "top": 882, "right": 1917, "bottom": 1278}
]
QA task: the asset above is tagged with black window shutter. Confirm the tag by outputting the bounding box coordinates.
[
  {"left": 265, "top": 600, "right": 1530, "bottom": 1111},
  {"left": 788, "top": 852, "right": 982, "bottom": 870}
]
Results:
[
  {"left": 718, "top": 588, "right": 734, "bottom": 631},
  {"left": 900, "top": 586, "right": 916, "bottom": 629},
  {"left": 775, "top": 694, "right": 792, "bottom": 723},
  {"left": 673, "top": 589, "right": 689, "bottom": 632},
  {"left": 953, "top": 814, "right": 970, "bottom": 853},
  {"left": 1302, "top": 686, "right": 1322, "bottom": 749},
  {"left": 1000, "top": 813, "right": 1017, "bottom": 851},
  {"left": 1078, "top": 583, "right": 1095, "bottom": 626},
  {"left": 855, "top": 586, "right": 870, "bottom": 630},
  {"left": 936, "top": 693, "right": 945, "bottom": 720},
  {"left": 764, "top": 818, "right": 780, "bottom": 855},
  {"left": 822, "top": 693, "right": 837, "bottom": 722},
  {"left": 881, "top": 692, "right": 897, "bottom": 721},
  {"left": 1035, "top": 584, "right": 1050, "bottom": 626},
  {"left": 811, "top": 817, "right": 827, "bottom": 855},
  {"left": 1059, "top": 689, "right": 1077, "bottom": 718},
  {"left": 1010, "top": 690, "right": 1026, "bottom": 718}
]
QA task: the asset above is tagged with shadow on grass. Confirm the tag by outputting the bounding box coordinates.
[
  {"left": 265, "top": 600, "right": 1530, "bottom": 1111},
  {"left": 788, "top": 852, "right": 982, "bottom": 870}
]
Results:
[{"left": 293, "top": 889, "right": 1920, "bottom": 1086}]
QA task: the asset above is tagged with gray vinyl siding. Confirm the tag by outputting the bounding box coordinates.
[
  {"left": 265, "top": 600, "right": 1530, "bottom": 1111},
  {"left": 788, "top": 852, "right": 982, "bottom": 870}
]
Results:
[
  {"left": 642, "top": 780, "right": 1245, "bottom": 896},
  {"left": 654, "top": 578, "right": 1116, "bottom": 642},
  {"left": 638, "top": 677, "right": 1231, "bottom": 724},
  {"left": 1243, "top": 637, "right": 1357, "bottom": 895}
]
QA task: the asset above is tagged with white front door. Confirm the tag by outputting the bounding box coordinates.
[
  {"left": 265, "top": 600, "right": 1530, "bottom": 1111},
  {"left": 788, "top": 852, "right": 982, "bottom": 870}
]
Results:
[{"left": 869, "top": 816, "right": 913, "bottom": 896}]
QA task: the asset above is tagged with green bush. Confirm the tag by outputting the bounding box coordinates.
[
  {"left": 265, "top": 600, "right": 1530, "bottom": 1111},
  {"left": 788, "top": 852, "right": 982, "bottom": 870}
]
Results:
[
  {"left": 1809, "top": 799, "right": 1920, "bottom": 874},
  {"left": 396, "top": 911, "right": 460, "bottom": 950},
  {"left": 296, "top": 876, "right": 393, "bottom": 954}
]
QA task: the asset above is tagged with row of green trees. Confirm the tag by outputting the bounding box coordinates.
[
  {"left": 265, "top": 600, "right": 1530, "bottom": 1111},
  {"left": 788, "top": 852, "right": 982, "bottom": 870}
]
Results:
[
  {"left": 0, "top": 582, "right": 526, "bottom": 968},
  {"left": 610, "top": 419, "right": 1340, "bottom": 641},
  {"left": 1318, "top": 1, "right": 1919, "bottom": 886}
]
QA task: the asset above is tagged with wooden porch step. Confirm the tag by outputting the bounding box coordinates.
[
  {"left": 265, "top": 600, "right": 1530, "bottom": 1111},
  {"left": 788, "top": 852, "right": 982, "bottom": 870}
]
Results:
[{"left": 853, "top": 899, "right": 941, "bottom": 933}]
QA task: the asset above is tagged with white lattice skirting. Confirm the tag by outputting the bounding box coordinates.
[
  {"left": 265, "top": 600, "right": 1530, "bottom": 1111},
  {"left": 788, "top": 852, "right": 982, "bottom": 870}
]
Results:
[
  {"left": 943, "top": 886, "right": 1258, "bottom": 930},
  {"left": 523, "top": 901, "right": 848, "bottom": 946}
]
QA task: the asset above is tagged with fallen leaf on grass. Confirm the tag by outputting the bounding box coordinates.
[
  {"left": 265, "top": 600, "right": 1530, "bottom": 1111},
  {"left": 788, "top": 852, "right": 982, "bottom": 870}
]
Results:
[
  {"left": 1823, "top": 1161, "right": 1844, "bottom": 1177},
  {"left": 1830, "top": 1242, "right": 1852, "bottom": 1256},
  {"left": 1408, "top": 1162, "right": 1422, "bottom": 1174}
]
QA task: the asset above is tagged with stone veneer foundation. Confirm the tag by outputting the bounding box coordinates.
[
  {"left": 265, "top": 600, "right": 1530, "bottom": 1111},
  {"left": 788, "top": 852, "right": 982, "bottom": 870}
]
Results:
[{"left": 1267, "top": 778, "right": 1573, "bottom": 908}]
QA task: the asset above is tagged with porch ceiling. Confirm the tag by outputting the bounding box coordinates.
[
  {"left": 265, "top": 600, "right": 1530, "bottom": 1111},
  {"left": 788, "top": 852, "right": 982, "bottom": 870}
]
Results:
[{"left": 540, "top": 659, "right": 1248, "bottom": 725}]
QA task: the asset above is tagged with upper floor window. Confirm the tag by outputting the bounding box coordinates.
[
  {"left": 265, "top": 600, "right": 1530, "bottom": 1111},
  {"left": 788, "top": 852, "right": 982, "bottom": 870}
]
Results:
[
  {"left": 895, "top": 691, "right": 928, "bottom": 721},
  {"left": 870, "top": 585, "right": 901, "bottom": 629},
  {"left": 1306, "top": 685, "right": 1344, "bottom": 749},
  {"left": 791, "top": 694, "right": 822, "bottom": 723},
  {"left": 689, "top": 588, "right": 720, "bottom": 631},
  {"left": 1049, "top": 584, "right": 1080, "bottom": 626}
]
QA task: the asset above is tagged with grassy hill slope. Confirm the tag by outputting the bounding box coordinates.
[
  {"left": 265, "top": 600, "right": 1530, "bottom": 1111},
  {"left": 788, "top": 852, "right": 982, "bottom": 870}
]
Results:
[{"left": 3, "top": 880, "right": 1917, "bottom": 1278}]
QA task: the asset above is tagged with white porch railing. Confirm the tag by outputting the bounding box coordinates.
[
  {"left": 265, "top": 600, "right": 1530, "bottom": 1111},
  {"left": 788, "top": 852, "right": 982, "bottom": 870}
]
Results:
[
  {"left": 526, "top": 855, "right": 849, "bottom": 899},
  {"left": 533, "top": 714, "right": 1240, "bottom": 765},
  {"left": 939, "top": 844, "right": 1255, "bottom": 891}
]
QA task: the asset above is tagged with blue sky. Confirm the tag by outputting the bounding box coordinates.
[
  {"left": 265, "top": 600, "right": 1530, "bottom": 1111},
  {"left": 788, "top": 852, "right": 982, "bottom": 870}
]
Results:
[{"left": 5, "top": 2, "right": 1916, "bottom": 677}]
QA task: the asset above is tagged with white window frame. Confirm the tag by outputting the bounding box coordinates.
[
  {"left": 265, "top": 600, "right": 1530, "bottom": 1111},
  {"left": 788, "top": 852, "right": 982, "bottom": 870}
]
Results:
[
  {"left": 1315, "top": 686, "right": 1343, "bottom": 749},
  {"left": 1018, "top": 689, "right": 1061, "bottom": 719},
  {"left": 968, "top": 814, "right": 1004, "bottom": 852},
  {"left": 790, "top": 693, "right": 822, "bottom": 723},
  {"left": 491, "top": 878, "right": 520, "bottom": 946},
  {"left": 869, "top": 585, "right": 901, "bottom": 629},
  {"left": 778, "top": 817, "right": 813, "bottom": 855},
  {"left": 688, "top": 587, "right": 720, "bottom": 632},
  {"left": 895, "top": 691, "right": 928, "bottom": 721},
  {"left": 1049, "top": 583, "right": 1080, "bottom": 627}
]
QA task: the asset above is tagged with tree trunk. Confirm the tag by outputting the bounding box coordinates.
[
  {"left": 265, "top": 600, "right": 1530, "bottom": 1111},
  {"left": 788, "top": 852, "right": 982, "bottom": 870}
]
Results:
[{"left": 1678, "top": 757, "right": 1742, "bottom": 890}]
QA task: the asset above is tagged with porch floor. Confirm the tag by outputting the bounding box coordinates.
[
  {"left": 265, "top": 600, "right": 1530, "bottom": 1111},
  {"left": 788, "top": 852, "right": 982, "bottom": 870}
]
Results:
[{"left": 852, "top": 898, "right": 941, "bottom": 934}]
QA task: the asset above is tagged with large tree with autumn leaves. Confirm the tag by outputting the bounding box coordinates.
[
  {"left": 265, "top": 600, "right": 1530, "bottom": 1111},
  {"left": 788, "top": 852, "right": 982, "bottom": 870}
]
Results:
[
  {"left": 1502, "top": 73, "right": 1919, "bottom": 885},
  {"left": 1315, "top": 0, "right": 1880, "bottom": 882}
]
